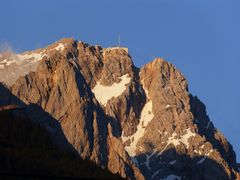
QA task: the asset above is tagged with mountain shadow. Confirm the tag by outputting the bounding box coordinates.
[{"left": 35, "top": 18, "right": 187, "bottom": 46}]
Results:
[
  {"left": 190, "top": 94, "right": 238, "bottom": 179},
  {"left": 135, "top": 147, "right": 233, "bottom": 180},
  {"left": 0, "top": 84, "right": 122, "bottom": 179}
]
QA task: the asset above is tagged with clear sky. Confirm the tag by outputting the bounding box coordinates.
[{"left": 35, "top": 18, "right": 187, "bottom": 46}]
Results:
[{"left": 0, "top": 0, "right": 239, "bottom": 161}]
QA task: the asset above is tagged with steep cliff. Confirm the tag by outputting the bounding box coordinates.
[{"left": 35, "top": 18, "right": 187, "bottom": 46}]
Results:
[
  {"left": 0, "top": 38, "right": 239, "bottom": 179},
  {"left": 0, "top": 104, "right": 122, "bottom": 179}
]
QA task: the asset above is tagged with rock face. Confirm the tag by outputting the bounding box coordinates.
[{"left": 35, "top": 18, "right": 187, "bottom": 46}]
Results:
[
  {"left": 0, "top": 38, "right": 239, "bottom": 179},
  {"left": 0, "top": 104, "right": 122, "bottom": 179}
]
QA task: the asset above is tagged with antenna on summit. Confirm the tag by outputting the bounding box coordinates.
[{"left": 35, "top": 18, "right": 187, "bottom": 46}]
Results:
[{"left": 118, "top": 35, "right": 121, "bottom": 47}]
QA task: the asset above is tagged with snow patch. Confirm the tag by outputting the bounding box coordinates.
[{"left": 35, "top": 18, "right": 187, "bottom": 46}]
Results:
[
  {"left": 138, "top": 86, "right": 144, "bottom": 95},
  {"left": 195, "top": 149, "right": 213, "bottom": 165},
  {"left": 92, "top": 74, "right": 131, "bottom": 106},
  {"left": 169, "top": 159, "right": 177, "bottom": 165},
  {"left": 206, "top": 121, "right": 211, "bottom": 129},
  {"left": 131, "top": 157, "right": 139, "bottom": 166},
  {"left": 122, "top": 78, "right": 154, "bottom": 156},
  {"left": 0, "top": 51, "right": 47, "bottom": 85},
  {"left": 17, "top": 52, "right": 46, "bottom": 63},
  {"left": 151, "top": 170, "right": 160, "bottom": 179},
  {"left": 207, "top": 149, "right": 213, "bottom": 155},
  {"left": 161, "top": 174, "right": 181, "bottom": 180},
  {"left": 160, "top": 129, "right": 196, "bottom": 154},
  {"left": 194, "top": 147, "right": 213, "bottom": 157},
  {"left": 143, "top": 150, "right": 157, "bottom": 170},
  {"left": 0, "top": 58, "right": 16, "bottom": 66},
  {"left": 196, "top": 156, "right": 206, "bottom": 165},
  {"left": 194, "top": 119, "right": 199, "bottom": 123},
  {"left": 166, "top": 104, "right": 171, "bottom": 108},
  {"left": 0, "top": 52, "right": 46, "bottom": 68},
  {"left": 166, "top": 128, "right": 196, "bottom": 149},
  {"left": 55, "top": 43, "right": 65, "bottom": 51},
  {"left": 194, "top": 149, "right": 202, "bottom": 155}
]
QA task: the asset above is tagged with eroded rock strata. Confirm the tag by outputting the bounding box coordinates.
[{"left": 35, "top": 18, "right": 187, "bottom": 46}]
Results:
[{"left": 0, "top": 38, "right": 239, "bottom": 179}]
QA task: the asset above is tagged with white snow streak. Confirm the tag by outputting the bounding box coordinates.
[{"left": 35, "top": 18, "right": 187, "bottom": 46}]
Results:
[
  {"left": 161, "top": 174, "right": 181, "bottom": 180},
  {"left": 0, "top": 52, "right": 46, "bottom": 67},
  {"left": 159, "top": 129, "right": 196, "bottom": 155},
  {"left": 0, "top": 58, "right": 16, "bottom": 66},
  {"left": 17, "top": 52, "right": 46, "bottom": 63},
  {"left": 166, "top": 128, "right": 196, "bottom": 149},
  {"left": 169, "top": 159, "right": 177, "bottom": 165},
  {"left": 92, "top": 74, "right": 131, "bottom": 106},
  {"left": 55, "top": 43, "right": 65, "bottom": 51},
  {"left": 194, "top": 119, "right": 199, "bottom": 123},
  {"left": 131, "top": 157, "right": 139, "bottom": 166},
  {"left": 151, "top": 170, "right": 160, "bottom": 179},
  {"left": 206, "top": 121, "right": 211, "bottom": 129},
  {"left": 195, "top": 149, "right": 213, "bottom": 165},
  {"left": 144, "top": 150, "right": 157, "bottom": 169},
  {"left": 0, "top": 43, "right": 66, "bottom": 69},
  {"left": 122, "top": 78, "right": 154, "bottom": 156},
  {"left": 196, "top": 156, "right": 207, "bottom": 165}
]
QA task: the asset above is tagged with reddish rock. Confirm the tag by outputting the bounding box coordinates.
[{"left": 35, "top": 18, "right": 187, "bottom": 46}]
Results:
[{"left": 0, "top": 38, "right": 238, "bottom": 179}]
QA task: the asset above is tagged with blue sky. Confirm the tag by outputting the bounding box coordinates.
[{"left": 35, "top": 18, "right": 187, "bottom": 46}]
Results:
[{"left": 0, "top": 0, "right": 239, "bottom": 161}]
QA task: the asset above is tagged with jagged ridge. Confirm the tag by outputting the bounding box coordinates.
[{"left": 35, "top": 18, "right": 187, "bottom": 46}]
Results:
[{"left": 0, "top": 38, "right": 239, "bottom": 180}]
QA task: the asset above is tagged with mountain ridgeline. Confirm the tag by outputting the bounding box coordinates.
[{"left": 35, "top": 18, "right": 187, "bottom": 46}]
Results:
[{"left": 0, "top": 38, "right": 239, "bottom": 179}]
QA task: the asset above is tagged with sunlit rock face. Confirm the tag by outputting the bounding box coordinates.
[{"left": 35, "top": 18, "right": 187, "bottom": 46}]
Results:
[{"left": 0, "top": 38, "right": 239, "bottom": 180}]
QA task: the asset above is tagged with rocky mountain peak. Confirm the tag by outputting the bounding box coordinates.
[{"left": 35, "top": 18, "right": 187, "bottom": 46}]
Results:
[{"left": 0, "top": 38, "right": 239, "bottom": 179}]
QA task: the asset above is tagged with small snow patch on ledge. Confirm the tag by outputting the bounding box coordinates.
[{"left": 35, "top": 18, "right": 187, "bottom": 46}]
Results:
[
  {"left": 169, "top": 159, "right": 177, "bottom": 165},
  {"left": 160, "top": 128, "right": 196, "bottom": 154},
  {"left": 151, "top": 170, "right": 160, "bottom": 179},
  {"left": 166, "top": 104, "right": 171, "bottom": 108},
  {"left": 166, "top": 128, "right": 195, "bottom": 149},
  {"left": 206, "top": 121, "right": 211, "bottom": 129},
  {"left": 196, "top": 156, "right": 207, "bottom": 165},
  {"left": 55, "top": 43, "right": 65, "bottom": 51},
  {"left": 92, "top": 74, "right": 131, "bottom": 106}
]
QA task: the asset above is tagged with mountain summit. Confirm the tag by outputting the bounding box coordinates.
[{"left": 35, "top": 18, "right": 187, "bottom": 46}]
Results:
[{"left": 0, "top": 38, "right": 239, "bottom": 179}]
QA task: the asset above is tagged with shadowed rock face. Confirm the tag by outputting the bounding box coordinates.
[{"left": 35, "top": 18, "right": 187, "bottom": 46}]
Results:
[
  {"left": 0, "top": 97, "right": 122, "bottom": 179},
  {"left": 0, "top": 38, "right": 239, "bottom": 179}
]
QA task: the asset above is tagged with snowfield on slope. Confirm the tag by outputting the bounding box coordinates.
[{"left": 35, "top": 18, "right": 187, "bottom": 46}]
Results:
[
  {"left": 92, "top": 74, "right": 131, "bottom": 106},
  {"left": 0, "top": 52, "right": 47, "bottom": 85},
  {"left": 0, "top": 52, "right": 46, "bottom": 68},
  {"left": 0, "top": 43, "right": 67, "bottom": 85},
  {"left": 122, "top": 78, "right": 154, "bottom": 156}
]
